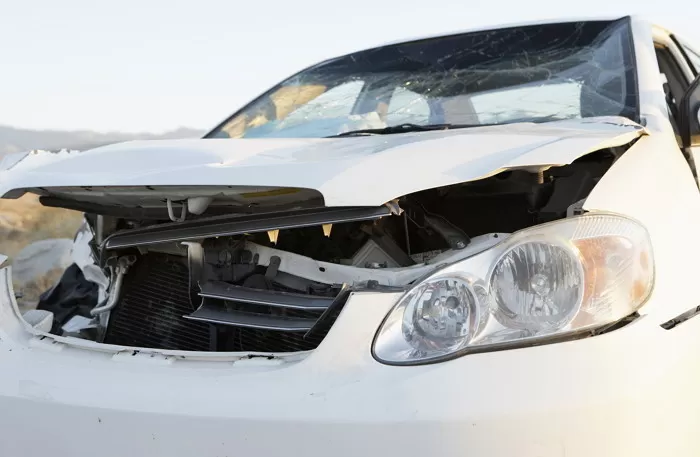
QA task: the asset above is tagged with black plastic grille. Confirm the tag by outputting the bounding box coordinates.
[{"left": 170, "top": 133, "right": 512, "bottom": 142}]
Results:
[
  {"left": 215, "top": 303, "right": 343, "bottom": 352},
  {"left": 104, "top": 254, "right": 347, "bottom": 353}
]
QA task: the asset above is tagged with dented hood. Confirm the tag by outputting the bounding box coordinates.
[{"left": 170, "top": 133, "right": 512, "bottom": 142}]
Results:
[{"left": 0, "top": 116, "right": 645, "bottom": 208}]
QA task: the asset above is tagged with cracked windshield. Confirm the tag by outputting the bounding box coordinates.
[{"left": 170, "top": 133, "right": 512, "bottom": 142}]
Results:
[{"left": 210, "top": 19, "right": 637, "bottom": 139}]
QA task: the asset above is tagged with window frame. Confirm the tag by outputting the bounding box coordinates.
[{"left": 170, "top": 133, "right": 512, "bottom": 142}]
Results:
[{"left": 671, "top": 35, "right": 700, "bottom": 76}]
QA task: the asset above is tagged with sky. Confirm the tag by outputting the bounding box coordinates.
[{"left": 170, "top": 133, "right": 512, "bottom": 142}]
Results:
[{"left": 1, "top": 0, "right": 699, "bottom": 133}]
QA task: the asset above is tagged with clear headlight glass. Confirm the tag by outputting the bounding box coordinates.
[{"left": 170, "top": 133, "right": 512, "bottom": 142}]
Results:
[{"left": 372, "top": 213, "right": 654, "bottom": 365}]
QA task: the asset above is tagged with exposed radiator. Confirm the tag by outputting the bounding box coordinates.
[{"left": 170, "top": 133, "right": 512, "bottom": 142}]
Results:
[
  {"left": 103, "top": 254, "right": 211, "bottom": 351},
  {"left": 103, "top": 253, "right": 348, "bottom": 353}
]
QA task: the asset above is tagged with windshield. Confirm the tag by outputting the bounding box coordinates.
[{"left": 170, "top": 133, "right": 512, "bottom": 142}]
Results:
[{"left": 208, "top": 19, "right": 638, "bottom": 139}]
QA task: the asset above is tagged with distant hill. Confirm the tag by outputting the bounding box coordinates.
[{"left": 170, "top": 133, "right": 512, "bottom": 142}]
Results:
[{"left": 0, "top": 125, "right": 206, "bottom": 156}]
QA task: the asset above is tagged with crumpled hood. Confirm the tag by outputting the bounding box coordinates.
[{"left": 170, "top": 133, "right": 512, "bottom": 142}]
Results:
[{"left": 0, "top": 116, "right": 646, "bottom": 207}]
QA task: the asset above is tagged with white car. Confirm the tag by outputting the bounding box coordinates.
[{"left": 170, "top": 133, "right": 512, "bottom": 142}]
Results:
[{"left": 2, "top": 15, "right": 700, "bottom": 457}]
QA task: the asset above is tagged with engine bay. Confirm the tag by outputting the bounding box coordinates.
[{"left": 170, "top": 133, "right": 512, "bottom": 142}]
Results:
[{"left": 35, "top": 148, "right": 621, "bottom": 353}]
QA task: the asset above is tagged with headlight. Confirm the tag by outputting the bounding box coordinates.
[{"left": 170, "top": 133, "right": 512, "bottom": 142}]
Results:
[{"left": 372, "top": 213, "right": 654, "bottom": 365}]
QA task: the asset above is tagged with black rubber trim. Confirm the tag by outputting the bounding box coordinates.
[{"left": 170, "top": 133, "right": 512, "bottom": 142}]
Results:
[
  {"left": 660, "top": 306, "right": 700, "bottom": 330},
  {"left": 104, "top": 205, "right": 392, "bottom": 249}
]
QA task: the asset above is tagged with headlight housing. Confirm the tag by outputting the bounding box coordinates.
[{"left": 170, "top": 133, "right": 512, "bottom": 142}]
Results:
[{"left": 372, "top": 213, "right": 654, "bottom": 365}]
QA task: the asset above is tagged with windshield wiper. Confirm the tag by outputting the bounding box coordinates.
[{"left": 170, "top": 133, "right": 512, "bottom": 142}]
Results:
[{"left": 327, "top": 123, "right": 483, "bottom": 138}]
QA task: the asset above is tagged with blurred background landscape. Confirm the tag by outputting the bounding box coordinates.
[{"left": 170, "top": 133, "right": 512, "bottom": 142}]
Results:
[
  {"left": 0, "top": 125, "right": 204, "bottom": 156},
  {"left": 0, "top": 125, "right": 203, "bottom": 306}
]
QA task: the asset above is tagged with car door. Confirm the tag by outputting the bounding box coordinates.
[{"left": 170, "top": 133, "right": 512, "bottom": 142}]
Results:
[
  {"left": 675, "top": 36, "right": 700, "bottom": 75},
  {"left": 671, "top": 35, "right": 700, "bottom": 173}
]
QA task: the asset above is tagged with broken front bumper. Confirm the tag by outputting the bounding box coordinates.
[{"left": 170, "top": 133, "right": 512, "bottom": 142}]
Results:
[{"left": 1, "top": 266, "right": 699, "bottom": 457}]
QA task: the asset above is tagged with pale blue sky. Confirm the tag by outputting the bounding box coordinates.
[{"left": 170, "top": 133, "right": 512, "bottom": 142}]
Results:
[{"left": 1, "top": 0, "right": 697, "bottom": 133}]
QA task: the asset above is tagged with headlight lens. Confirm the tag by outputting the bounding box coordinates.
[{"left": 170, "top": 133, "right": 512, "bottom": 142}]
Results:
[
  {"left": 490, "top": 239, "right": 584, "bottom": 331},
  {"left": 372, "top": 213, "right": 654, "bottom": 364}
]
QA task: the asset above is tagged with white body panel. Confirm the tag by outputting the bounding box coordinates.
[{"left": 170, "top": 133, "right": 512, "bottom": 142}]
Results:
[
  {"left": 2, "top": 264, "right": 700, "bottom": 457},
  {"left": 2, "top": 16, "right": 700, "bottom": 457},
  {"left": 0, "top": 117, "right": 644, "bottom": 207}
]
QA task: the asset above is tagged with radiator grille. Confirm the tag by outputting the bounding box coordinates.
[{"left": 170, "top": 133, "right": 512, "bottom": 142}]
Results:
[
  {"left": 104, "top": 254, "right": 347, "bottom": 353},
  {"left": 104, "top": 254, "right": 211, "bottom": 351}
]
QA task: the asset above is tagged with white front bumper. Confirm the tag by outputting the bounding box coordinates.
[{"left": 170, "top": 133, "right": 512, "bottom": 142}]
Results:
[{"left": 1, "top": 267, "right": 699, "bottom": 457}]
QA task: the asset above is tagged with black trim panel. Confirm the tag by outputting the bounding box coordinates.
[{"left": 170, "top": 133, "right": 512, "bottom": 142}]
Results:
[
  {"left": 184, "top": 298, "right": 316, "bottom": 331},
  {"left": 104, "top": 205, "right": 392, "bottom": 249},
  {"left": 199, "top": 281, "right": 334, "bottom": 310}
]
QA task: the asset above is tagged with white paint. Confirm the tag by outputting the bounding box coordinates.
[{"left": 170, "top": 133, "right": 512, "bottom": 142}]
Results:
[
  {"left": 20, "top": 310, "right": 53, "bottom": 333},
  {"left": 630, "top": 17, "right": 674, "bottom": 134},
  {"left": 2, "top": 261, "right": 700, "bottom": 456},
  {"left": 1, "top": 18, "right": 700, "bottom": 457},
  {"left": 0, "top": 116, "right": 645, "bottom": 208}
]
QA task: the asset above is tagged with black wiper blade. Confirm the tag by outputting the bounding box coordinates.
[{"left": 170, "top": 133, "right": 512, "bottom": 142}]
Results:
[{"left": 327, "top": 123, "right": 482, "bottom": 138}]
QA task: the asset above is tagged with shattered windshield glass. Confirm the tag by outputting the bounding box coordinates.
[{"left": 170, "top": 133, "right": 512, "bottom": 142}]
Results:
[{"left": 208, "top": 19, "right": 638, "bottom": 139}]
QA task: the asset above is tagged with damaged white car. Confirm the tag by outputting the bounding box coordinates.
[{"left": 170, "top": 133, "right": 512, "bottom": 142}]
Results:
[{"left": 2, "top": 15, "right": 700, "bottom": 457}]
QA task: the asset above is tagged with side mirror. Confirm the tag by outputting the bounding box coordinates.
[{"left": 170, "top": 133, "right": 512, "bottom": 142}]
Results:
[{"left": 680, "top": 74, "right": 700, "bottom": 148}]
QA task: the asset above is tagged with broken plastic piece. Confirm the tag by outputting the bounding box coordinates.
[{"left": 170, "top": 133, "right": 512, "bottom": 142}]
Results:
[
  {"left": 384, "top": 200, "right": 403, "bottom": 215},
  {"left": 322, "top": 224, "right": 332, "bottom": 237},
  {"left": 61, "top": 315, "right": 98, "bottom": 333},
  {"left": 267, "top": 229, "right": 279, "bottom": 244},
  {"left": 22, "top": 309, "right": 54, "bottom": 333}
]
